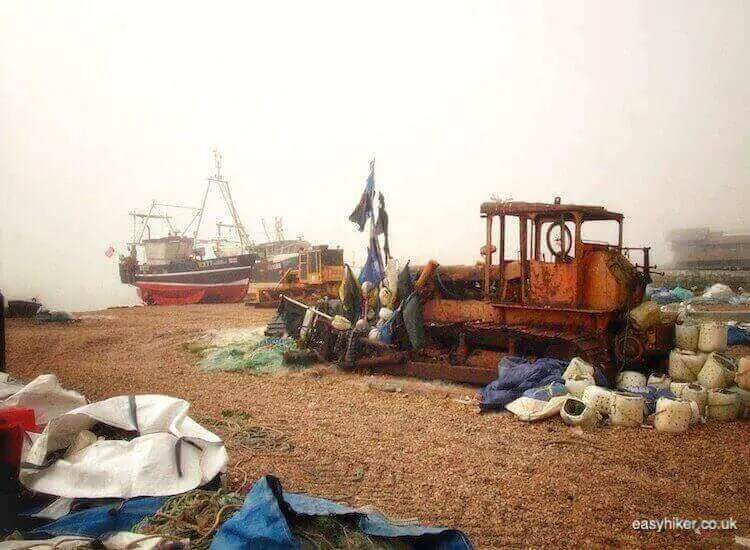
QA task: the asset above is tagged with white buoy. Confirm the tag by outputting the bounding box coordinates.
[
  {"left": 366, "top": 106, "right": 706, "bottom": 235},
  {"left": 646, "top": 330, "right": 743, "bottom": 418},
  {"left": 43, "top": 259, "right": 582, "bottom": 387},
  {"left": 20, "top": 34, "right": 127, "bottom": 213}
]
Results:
[
  {"left": 616, "top": 371, "right": 647, "bottom": 391},
  {"left": 706, "top": 389, "right": 740, "bottom": 421},
  {"left": 560, "top": 397, "right": 601, "bottom": 428},
  {"left": 668, "top": 349, "right": 707, "bottom": 382},
  {"left": 680, "top": 383, "right": 708, "bottom": 419},
  {"left": 697, "top": 352, "right": 736, "bottom": 389},
  {"left": 675, "top": 323, "right": 700, "bottom": 351},
  {"left": 737, "top": 356, "right": 750, "bottom": 390},
  {"left": 565, "top": 375, "right": 595, "bottom": 397},
  {"left": 698, "top": 322, "right": 728, "bottom": 353},
  {"left": 647, "top": 373, "right": 671, "bottom": 390},
  {"left": 582, "top": 385, "right": 615, "bottom": 416},
  {"left": 563, "top": 357, "right": 595, "bottom": 380},
  {"left": 653, "top": 397, "right": 693, "bottom": 434},
  {"left": 610, "top": 392, "right": 645, "bottom": 427}
]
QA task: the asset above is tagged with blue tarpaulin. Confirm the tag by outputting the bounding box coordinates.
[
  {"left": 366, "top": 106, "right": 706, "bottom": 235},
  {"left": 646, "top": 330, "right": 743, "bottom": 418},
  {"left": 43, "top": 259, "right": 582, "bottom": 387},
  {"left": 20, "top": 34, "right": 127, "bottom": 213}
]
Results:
[
  {"left": 358, "top": 237, "right": 385, "bottom": 286},
  {"left": 479, "top": 357, "right": 567, "bottom": 411},
  {"left": 211, "top": 476, "right": 473, "bottom": 549},
  {"left": 402, "top": 293, "right": 426, "bottom": 350},
  {"left": 26, "top": 497, "right": 166, "bottom": 539},
  {"left": 728, "top": 325, "right": 750, "bottom": 346}
]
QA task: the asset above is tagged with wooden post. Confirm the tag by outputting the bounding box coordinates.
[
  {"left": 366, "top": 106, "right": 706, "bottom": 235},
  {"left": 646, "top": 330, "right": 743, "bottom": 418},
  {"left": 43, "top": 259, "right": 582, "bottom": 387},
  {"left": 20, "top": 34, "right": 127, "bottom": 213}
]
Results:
[
  {"left": 484, "top": 215, "right": 493, "bottom": 298},
  {"left": 574, "top": 214, "right": 584, "bottom": 307},
  {"left": 533, "top": 216, "right": 542, "bottom": 261},
  {"left": 519, "top": 216, "right": 528, "bottom": 304},
  {"left": 498, "top": 215, "right": 505, "bottom": 300}
]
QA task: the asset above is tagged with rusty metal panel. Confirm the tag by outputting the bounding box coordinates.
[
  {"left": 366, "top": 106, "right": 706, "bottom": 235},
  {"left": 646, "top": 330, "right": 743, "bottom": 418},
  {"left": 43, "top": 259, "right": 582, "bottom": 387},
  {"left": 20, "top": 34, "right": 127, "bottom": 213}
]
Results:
[
  {"left": 406, "top": 361, "right": 496, "bottom": 385},
  {"left": 580, "top": 249, "right": 627, "bottom": 311},
  {"left": 529, "top": 261, "right": 576, "bottom": 306},
  {"left": 422, "top": 299, "right": 503, "bottom": 324}
]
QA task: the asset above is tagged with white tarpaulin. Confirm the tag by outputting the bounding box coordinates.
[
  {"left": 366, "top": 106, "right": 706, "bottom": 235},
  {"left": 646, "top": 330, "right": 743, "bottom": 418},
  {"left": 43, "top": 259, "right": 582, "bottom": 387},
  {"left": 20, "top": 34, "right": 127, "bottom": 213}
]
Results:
[
  {"left": 506, "top": 395, "right": 568, "bottom": 422},
  {"left": 0, "top": 532, "right": 170, "bottom": 549},
  {"left": 0, "top": 374, "right": 86, "bottom": 425},
  {"left": 20, "top": 394, "right": 227, "bottom": 499}
]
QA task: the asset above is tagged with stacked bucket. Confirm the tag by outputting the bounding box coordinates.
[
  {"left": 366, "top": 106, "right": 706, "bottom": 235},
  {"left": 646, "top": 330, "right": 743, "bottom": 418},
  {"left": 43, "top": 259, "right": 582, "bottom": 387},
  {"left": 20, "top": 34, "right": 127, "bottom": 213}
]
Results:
[{"left": 666, "top": 321, "right": 749, "bottom": 427}]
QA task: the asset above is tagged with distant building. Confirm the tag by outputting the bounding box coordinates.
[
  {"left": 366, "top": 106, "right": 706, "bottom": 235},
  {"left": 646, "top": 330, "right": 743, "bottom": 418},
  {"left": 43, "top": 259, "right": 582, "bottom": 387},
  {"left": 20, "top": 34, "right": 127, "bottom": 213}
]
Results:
[{"left": 667, "top": 227, "right": 750, "bottom": 270}]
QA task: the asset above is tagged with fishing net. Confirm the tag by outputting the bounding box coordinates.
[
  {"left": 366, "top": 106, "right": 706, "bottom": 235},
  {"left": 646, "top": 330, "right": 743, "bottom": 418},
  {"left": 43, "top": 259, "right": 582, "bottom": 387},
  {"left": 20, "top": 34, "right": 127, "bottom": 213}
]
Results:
[
  {"left": 133, "top": 489, "right": 244, "bottom": 550},
  {"left": 199, "top": 337, "right": 298, "bottom": 373}
]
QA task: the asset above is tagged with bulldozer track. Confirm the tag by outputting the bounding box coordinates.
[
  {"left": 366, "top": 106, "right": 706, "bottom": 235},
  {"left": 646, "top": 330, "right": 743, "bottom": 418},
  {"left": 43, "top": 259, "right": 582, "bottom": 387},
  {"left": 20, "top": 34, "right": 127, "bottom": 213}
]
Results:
[{"left": 464, "top": 322, "right": 612, "bottom": 366}]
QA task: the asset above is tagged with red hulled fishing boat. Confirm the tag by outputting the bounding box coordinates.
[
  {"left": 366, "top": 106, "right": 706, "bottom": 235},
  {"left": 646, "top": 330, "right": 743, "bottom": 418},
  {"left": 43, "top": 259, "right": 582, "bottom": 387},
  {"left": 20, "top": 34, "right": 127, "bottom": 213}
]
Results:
[{"left": 118, "top": 152, "right": 257, "bottom": 305}]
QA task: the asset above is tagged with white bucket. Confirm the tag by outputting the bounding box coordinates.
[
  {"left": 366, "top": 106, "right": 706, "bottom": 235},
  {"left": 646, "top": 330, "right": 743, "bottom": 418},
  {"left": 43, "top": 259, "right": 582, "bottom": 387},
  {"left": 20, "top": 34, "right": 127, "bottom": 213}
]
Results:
[
  {"left": 563, "top": 357, "right": 595, "bottom": 380},
  {"left": 653, "top": 397, "right": 693, "bottom": 434},
  {"left": 680, "top": 383, "right": 708, "bottom": 420},
  {"left": 706, "top": 389, "right": 740, "bottom": 421},
  {"left": 725, "top": 386, "right": 750, "bottom": 419},
  {"left": 582, "top": 385, "right": 614, "bottom": 416},
  {"left": 560, "top": 397, "right": 601, "bottom": 428},
  {"left": 610, "top": 392, "right": 645, "bottom": 427},
  {"left": 669, "top": 381, "right": 691, "bottom": 398},
  {"left": 675, "top": 323, "right": 700, "bottom": 351},
  {"left": 697, "top": 353, "right": 736, "bottom": 390},
  {"left": 616, "top": 371, "right": 647, "bottom": 391},
  {"left": 565, "top": 375, "right": 595, "bottom": 397},
  {"left": 736, "top": 356, "right": 750, "bottom": 390},
  {"left": 668, "top": 349, "right": 707, "bottom": 382},
  {"left": 698, "top": 322, "right": 728, "bottom": 353},
  {"left": 647, "top": 373, "right": 671, "bottom": 390}
]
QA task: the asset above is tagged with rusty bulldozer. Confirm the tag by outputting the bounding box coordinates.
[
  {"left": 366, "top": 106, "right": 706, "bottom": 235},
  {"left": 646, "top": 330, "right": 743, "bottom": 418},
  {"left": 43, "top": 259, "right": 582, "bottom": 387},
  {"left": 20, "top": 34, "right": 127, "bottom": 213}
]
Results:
[{"left": 285, "top": 198, "right": 672, "bottom": 385}]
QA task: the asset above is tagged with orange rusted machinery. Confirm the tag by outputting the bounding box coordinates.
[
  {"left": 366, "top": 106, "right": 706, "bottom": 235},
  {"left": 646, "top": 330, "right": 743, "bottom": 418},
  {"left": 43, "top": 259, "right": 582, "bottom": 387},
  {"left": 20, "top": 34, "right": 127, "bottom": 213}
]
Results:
[
  {"left": 246, "top": 246, "right": 345, "bottom": 307},
  {"left": 365, "top": 198, "right": 670, "bottom": 385}
]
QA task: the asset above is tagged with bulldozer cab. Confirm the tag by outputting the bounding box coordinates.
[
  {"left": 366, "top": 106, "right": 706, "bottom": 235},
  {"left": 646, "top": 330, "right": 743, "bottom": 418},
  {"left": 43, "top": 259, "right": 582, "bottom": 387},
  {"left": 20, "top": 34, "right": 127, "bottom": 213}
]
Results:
[
  {"left": 480, "top": 199, "right": 647, "bottom": 311},
  {"left": 297, "top": 246, "right": 345, "bottom": 285}
]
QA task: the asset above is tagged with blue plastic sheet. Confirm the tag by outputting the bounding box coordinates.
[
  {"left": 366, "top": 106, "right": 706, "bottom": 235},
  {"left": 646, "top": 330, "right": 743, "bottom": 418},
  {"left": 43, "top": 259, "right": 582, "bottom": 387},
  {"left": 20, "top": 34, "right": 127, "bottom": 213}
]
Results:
[
  {"left": 358, "top": 237, "right": 385, "bottom": 286},
  {"left": 648, "top": 286, "right": 694, "bottom": 305},
  {"left": 211, "top": 475, "right": 473, "bottom": 549},
  {"left": 402, "top": 293, "right": 426, "bottom": 350},
  {"left": 523, "top": 381, "right": 567, "bottom": 401},
  {"left": 479, "top": 357, "right": 567, "bottom": 411},
  {"left": 26, "top": 497, "right": 166, "bottom": 538},
  {"left": 728, "top": 325, "right": 750, "bottom": 346}
]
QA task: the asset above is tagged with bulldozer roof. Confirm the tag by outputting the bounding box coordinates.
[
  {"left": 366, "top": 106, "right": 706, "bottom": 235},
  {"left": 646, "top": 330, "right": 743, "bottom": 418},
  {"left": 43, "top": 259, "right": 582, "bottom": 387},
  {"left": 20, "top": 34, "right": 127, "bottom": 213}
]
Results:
[{"left": 480, "top": 201, "right": 623, "bottom": 222}]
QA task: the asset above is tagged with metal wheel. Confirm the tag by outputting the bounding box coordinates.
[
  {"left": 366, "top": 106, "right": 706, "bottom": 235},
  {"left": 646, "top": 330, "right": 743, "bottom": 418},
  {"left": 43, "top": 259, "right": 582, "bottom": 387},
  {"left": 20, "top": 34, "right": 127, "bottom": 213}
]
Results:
[
  {"left": 545, "top": 221, "right": 573, "bottom": 259},
  {"left": 613, "top": 330, "right": 645, "bottom": 367}
]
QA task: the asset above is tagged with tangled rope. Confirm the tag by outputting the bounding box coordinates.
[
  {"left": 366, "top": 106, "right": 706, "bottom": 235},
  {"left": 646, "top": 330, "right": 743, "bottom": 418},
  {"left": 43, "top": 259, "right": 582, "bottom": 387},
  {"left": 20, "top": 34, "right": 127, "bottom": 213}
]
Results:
[{"left": 133, "top": 489, "right": 243, "bottom": 550}]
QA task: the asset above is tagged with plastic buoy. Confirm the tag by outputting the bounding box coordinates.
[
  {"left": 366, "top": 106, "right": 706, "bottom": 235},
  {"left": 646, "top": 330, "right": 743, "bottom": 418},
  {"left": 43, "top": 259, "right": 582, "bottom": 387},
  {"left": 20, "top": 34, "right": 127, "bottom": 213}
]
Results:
[
  {"left": 698, "top": 322, "right": 728, "bottom": 353},
  {"left": 616, "top": 371, "right": 647, "bottom": 391},
  {"left": 654, "top": 397, "right": 693, "bottom": 434},
  {"left": 582, "top": 386, "right": 614, "bottom": 416},
  {"left": 610, "top": 392, "right": 645, "bottom": 427}
]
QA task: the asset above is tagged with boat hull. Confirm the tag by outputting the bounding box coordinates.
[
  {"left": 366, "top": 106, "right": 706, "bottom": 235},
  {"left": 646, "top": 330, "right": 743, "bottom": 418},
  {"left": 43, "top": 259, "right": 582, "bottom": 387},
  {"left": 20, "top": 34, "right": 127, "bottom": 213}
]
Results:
[{"left": 133, "top": 255, "right": 255, "bottom": 306}]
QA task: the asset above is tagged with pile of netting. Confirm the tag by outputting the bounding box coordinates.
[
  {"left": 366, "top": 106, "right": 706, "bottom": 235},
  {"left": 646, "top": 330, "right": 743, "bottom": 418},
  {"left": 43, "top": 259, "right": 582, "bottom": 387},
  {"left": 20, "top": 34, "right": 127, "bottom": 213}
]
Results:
[
  {"left": 134, "top": 488, "right": 413, "bottom": 550},
  {"left": 133, "top": 489, "right": 244, "bottom": 550},
  {"left": 196, "top": 334, "right": 298, "bottom": 374}
]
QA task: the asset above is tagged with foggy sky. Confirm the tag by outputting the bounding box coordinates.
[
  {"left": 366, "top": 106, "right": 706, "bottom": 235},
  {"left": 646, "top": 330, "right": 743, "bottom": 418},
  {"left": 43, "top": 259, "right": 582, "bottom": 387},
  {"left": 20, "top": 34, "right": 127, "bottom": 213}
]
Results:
[{"left": 1, "top": 1, "right": 748, "bottom": 311}]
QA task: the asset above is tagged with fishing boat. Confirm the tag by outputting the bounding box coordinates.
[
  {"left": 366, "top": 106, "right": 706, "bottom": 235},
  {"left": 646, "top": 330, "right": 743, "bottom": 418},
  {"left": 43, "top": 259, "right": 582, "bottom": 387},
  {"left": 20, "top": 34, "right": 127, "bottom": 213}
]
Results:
[{"left": 119, "top": 152, "right": 258, "bottom": 305}]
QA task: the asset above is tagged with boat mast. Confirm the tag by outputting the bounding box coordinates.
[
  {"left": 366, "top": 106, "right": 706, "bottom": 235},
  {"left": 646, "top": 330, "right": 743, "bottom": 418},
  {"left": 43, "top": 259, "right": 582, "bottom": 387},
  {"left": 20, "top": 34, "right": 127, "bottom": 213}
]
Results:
[{"left": 193, "top": 150, "right": 252, "bottom": 252}]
